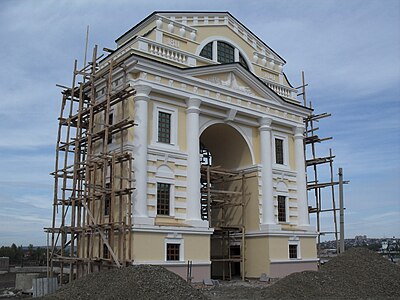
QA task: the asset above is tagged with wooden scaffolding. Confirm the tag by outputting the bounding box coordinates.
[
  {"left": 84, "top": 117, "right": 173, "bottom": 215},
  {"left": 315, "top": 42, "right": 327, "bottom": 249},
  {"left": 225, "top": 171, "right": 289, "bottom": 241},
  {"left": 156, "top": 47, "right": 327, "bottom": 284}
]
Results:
[
  {"left": 46, "top": 45, "right": 136, "bottom": 283},
  {"left": 200, "top": 163, "right": 252, "bottom": 281},
  {"left": 298, "top": 72, "right": 349, "bottom": 256}
]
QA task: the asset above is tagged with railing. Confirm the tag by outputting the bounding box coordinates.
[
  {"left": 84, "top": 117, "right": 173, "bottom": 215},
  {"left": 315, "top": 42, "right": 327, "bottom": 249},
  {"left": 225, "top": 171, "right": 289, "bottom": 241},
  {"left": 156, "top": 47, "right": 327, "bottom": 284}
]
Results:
[
  {"left": 264, "top": 80, "right": 298, "bottom": 100},
  {"left": 148, "top": 42, "right": 188, "bottom": 65}
]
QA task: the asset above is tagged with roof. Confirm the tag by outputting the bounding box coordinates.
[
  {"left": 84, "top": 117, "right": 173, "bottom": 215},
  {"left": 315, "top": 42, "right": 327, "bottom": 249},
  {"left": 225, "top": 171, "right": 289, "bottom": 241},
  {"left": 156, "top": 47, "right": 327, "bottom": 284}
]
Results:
[{"left": 115, "top": 11, "right": 286, "bottom": 64}]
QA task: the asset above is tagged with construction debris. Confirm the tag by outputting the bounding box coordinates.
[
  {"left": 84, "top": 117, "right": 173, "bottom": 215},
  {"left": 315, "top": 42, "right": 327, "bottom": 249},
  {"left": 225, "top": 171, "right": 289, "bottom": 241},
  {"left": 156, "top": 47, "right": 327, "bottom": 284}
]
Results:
[
  {"left": 42, "top": 265, "right": 207, "bottom": 300},
  {"left": 202, "top": 248, "right": 400, "bottom": 299},
  {"left": 263, "top": 247, "right": 400, "bottom": 299}
]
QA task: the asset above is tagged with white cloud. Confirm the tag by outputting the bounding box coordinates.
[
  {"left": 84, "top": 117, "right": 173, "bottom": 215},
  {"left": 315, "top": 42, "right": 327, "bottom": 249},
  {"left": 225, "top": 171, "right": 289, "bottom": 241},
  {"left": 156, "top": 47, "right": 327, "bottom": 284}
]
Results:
[{"left": 0, "top": 0, "right": 399, "bottom": 245}]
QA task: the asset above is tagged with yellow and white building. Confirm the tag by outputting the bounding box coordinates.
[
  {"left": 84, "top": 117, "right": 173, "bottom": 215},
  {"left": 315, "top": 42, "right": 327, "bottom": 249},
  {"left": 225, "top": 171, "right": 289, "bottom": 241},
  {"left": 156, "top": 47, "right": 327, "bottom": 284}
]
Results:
[{"left": 96, "top": 11, "right": 318, "bottom": 281}]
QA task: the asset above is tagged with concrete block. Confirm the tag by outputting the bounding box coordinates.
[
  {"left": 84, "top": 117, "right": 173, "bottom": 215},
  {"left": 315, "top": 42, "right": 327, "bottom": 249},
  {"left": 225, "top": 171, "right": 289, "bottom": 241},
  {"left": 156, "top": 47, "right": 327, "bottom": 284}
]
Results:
[
  {"left": 15, "top": 273, "right": 40, "bottom": 293},
  {"left": 259, "top": 273, "right": 270, "bottom": 282}
]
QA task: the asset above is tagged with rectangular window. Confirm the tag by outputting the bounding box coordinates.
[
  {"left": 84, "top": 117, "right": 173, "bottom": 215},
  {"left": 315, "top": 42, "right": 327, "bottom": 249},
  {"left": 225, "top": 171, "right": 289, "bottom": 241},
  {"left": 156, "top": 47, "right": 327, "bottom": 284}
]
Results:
[
  {"left": 107, "top": 113, "right": 113, "bottom": 144},
  {"left": 166, "top": 243, "right": 180, "bottom": 261},
  {"left": 278, "top": 195, "right": 286, "bottom": 222},
  {"left": 289, "top": 244, "right": 298, "bottom": 259},
  {"left": 103, "top": 243, "right": 109, "bottom": 259},
  {"left": 158, "top": 111, "right": 171, "bottom": 144},
  {"left": 104, "top": 182, "right": 111, "bottom": 216},
  {"left": 157, "top": 182, "right": 170, "bottom": 215},
  {"left": 275, "top": 138, "right": 284, "bottom": 164}
]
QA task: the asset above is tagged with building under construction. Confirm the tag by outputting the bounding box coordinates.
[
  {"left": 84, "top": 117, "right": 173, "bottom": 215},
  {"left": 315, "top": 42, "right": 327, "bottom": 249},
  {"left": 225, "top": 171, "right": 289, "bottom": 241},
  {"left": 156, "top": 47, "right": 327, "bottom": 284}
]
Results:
[{"left": 48, "top": 11, "right": 346, "bottom": 283}]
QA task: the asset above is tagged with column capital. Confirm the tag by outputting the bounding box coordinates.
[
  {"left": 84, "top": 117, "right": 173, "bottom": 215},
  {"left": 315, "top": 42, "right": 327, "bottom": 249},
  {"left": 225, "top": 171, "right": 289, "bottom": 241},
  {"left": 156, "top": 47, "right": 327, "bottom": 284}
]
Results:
[
  {"left": 259, "top": 116, "right": 272, "bottom": 131},
  {"left": 293, "top": 125, "right": 305, "bottom": 139},
  {"left": 133, "top": 84, "right": 152, "bottom": 98},
  {"left": 186, "top": 97, "right": 202, "bottom": 114}
]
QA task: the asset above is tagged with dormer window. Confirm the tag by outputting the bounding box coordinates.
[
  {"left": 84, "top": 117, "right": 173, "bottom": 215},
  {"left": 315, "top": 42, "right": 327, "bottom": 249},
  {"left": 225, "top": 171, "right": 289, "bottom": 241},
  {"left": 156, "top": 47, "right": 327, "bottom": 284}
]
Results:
[{"left": 199, "top": 41, "right": 249, "bottom": 70}]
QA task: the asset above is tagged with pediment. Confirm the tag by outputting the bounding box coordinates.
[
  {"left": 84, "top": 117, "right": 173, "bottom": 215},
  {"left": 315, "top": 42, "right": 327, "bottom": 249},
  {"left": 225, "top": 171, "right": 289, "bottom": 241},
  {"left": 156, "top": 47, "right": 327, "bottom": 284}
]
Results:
[
  {"left": 184, "top": 64, "right": 286, "bottom": 105},
  {"left": 196, "top": 72, "right": 261, "bottom": 97}
]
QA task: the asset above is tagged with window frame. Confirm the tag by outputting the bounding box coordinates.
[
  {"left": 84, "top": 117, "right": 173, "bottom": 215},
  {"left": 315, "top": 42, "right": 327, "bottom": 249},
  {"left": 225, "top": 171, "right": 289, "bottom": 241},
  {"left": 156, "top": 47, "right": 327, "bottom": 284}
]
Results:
[
  {"left": 157, "top": 182, "right": 171, "bottom": 216},
  {"left": 198, "top": 39, "right": 249, "bottom": 69},
  {"left": 273, "top": 133, "right": 289, "bottom": 169},
  {"left": 288, "top": 237, "right": 301, "bottom": 260},
  {"left": 277, "top": 195, "right": 287, "bottom": 223},
  {"left": 166, "top": 243, "right": 180, "bottom": 261},
  {"left": 104, "top": 182, "right": 111, "bottom": 216},
  {"left": 157, "top": 111, "right": 171, "bottom": 144},
  {"left": 289, "top": 244, "right": 298, "bottom": 259},
  {"left": 152, "top": 103, "right": 178, "bottom": 150},
  {"left": 107, "top": 112, "right": 114, "bottom": 145},
  {"left": 164, "top": 234, "right": 184, "bottom": 262}
]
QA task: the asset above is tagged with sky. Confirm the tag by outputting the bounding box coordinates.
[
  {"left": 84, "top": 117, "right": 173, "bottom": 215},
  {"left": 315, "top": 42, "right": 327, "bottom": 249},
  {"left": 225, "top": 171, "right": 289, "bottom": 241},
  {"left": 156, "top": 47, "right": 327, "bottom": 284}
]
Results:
[{"left": 0, "top": 0, "right": 399, "bottom": 246}]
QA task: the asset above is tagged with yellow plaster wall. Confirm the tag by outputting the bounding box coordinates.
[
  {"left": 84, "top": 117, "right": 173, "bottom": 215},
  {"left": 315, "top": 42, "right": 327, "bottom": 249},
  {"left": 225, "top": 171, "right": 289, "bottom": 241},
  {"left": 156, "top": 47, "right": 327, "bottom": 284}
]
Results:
[
  {"left": 252, "top": 128, "right": 261, "bottom": 164},
  {"left": 178, "top": 107, "right": 187, "bottom": 151},
  {"left": 300, "top": 237, "right": 317, "bottom": 259},
  {"left": 245, "top": 237, "right": 268, "bottom": 278},
  {"left": 268, "top": 236, "right": 290, "bottom": 260},
  {"left": 132, "top": 232, "right": 165, "bottom": 261},
  {"left": 184, "top": 235, "right": 210, "bottom": 261},
  {"left": 244, "top": 176, "right": 260, "bottom": 232}
]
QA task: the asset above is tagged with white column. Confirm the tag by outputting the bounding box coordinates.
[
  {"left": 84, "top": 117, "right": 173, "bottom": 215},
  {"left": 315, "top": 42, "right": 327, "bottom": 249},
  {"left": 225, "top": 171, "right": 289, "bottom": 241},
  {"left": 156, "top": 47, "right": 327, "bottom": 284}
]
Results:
[
  {"left": 186, "top": 97, "right": 208, "bottom": 227},
  {"left": 132, "top": 84, "right": 153, "bottom": 225},
  {"left": 259, "top": 117, "right": 279, "bottom": 230},
  {"left": 294, "top": 125, "right": 312, "bottom": 230}
]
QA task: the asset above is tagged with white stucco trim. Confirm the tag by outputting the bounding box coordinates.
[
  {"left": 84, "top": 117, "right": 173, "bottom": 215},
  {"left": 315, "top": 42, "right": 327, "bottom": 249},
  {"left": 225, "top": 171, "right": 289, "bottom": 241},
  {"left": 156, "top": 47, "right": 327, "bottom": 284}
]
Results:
[
  {"left": 164, "top": 234, "right": 184, "bottom": 262},
  {"left": 288, "top": 236, "right": 301, "bottom": 259},
  {"left": 151, "top": 101, "right": 179, "bottom": 151},
  {"left": 272, "top": 132, "right": 290, "bottom": 170}
]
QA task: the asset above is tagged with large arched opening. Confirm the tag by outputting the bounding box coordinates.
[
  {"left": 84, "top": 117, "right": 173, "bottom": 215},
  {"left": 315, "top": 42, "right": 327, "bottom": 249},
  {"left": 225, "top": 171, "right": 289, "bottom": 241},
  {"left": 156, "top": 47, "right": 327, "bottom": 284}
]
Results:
[{"left": 199, "top": 123, "right": 254, "bottom": 279}]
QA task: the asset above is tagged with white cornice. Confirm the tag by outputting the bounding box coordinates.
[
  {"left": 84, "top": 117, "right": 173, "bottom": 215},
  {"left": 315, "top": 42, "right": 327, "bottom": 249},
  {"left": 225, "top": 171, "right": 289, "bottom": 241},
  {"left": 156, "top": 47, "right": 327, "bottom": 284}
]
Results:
[
  {"left": 245, "top": 230, "right": 317, "bottom": 237},
  {"left": 127, "top": 57, "right": 310, "bottom": 118}
]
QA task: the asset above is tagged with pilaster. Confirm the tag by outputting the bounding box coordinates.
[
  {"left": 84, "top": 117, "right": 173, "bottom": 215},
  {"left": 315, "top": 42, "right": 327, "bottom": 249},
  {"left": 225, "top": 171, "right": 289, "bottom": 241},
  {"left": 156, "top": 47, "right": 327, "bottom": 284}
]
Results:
[
  {"left": 186, "top": 97, "right": 208, "bottom": 228},
  {"left": 294, "top": 125, "right": 313, "bottom": 231},
  {"left": 259, "top": 117, "right": 280, "bottom": 231},
  {"left": 132, "top": 84, "right": 153, "bottom": 225}
]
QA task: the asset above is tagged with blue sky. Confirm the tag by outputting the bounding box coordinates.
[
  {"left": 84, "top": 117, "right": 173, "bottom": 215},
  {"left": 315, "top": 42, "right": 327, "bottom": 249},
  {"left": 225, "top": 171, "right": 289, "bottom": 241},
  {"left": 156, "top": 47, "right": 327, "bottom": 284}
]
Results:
[{"left": 0, "top": 0, "right": 399, "bottom": 246}]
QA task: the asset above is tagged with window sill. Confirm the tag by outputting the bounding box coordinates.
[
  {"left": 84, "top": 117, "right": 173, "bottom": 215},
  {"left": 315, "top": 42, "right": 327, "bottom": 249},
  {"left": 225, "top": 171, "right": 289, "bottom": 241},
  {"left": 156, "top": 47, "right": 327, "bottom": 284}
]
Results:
[
  {"left": 150, "top": 142, "right": 180, "bottom": 152},
  {"left": 273, "top": 164, "right": 291, "bottom": 171}
]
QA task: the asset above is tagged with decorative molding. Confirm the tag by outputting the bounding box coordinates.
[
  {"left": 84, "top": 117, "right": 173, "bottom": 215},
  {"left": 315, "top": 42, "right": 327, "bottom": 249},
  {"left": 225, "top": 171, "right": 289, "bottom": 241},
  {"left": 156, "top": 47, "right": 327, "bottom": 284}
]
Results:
[{"left": 206, "top": 73, "right": 254, "bottom": 95}]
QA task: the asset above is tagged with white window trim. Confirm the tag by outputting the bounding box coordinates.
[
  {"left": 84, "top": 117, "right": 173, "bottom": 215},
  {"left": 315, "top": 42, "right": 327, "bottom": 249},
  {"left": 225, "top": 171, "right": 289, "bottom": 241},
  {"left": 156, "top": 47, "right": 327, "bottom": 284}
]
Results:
[
  {"left": 164, "top": 234, "right": 184, "bottom": 262},
  {"left": 277, "top": 195, "right": 289, "bottom": 224},
  {"left": 152, "top": 102, "right": 178, "bottom": 151},
  {"left": 288, "top": 237, "right": 301, "bottom": 259},
  {"left": 273, "top": 133, "right": 290, "bottom": 170}
]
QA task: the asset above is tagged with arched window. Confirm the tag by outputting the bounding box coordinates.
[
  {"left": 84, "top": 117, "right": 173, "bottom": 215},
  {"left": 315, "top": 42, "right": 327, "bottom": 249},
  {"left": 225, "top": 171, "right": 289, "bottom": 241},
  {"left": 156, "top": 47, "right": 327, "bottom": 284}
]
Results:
[
  {"left": 199, "top": 40, "right": 249, "bottom": 70},
  {"left": 199, "top": 42, "right": 213, "bottom": 60},
  {"left": 217, "top": 41, "right": 234, "bottom": 63}
]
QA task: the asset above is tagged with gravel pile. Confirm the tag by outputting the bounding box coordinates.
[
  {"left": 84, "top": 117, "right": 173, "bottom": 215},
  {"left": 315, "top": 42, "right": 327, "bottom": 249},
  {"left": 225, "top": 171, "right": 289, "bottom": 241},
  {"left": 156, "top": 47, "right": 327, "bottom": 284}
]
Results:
[
  {"left": 42, "top": 265, "right": 207, "bottom": 300},
  {"left": 261, "top": 247, "right": 400, "bottom": 299}
]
